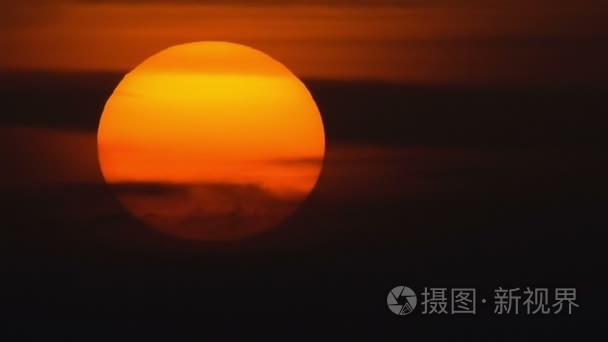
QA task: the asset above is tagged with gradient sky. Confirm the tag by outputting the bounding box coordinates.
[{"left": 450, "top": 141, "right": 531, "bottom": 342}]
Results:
[{"left": 2, "top": 0, "right": 606, "bottom": 85}]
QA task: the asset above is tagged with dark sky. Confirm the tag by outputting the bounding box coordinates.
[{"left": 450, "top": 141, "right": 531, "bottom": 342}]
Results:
[{"left": 1, "top": 75, "right": 605, "bottom": 339}]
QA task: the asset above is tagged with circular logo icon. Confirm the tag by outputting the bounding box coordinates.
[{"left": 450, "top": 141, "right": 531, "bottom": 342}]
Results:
[{"left": 387, "top": 286, "right": 417, "bottom": 315}]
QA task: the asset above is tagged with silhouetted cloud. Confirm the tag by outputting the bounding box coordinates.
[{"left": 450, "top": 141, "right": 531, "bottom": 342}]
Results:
[
  {"left": 101, "top": 181, "right": 303, "bottom": 240},
  {"left": 266, "top": 157, "right": 324, "bottom": 167}
]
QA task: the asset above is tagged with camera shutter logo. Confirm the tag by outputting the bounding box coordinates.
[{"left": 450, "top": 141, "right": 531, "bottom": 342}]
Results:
[{"left": 387, "top": 286, "right": 417, "bottom": 315}]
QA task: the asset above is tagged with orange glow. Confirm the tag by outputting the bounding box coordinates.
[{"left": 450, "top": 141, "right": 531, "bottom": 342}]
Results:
[
  {"left": 97, "top": 42, "right": 325, "bottom": 240},
  {"left": 3, "top": 2, "right": 605, "bottom": 85}
]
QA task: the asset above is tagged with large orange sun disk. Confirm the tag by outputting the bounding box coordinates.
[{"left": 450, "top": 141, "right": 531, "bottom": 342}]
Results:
[{"left": 97, "top": 42, "right": 325, "bottom": 241}]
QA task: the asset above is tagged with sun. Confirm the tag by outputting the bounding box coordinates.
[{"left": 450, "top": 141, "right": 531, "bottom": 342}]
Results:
[{"left": 97, "top": 41, "right": 325, "bottom": 241}]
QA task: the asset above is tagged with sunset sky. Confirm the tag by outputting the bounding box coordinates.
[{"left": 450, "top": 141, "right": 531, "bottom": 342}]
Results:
[
  {"left": 2, "top": 0, "right": 606, "bottom": 85},
  {"left": 1, "top": 1, "right": 606, "bottom": 336}
]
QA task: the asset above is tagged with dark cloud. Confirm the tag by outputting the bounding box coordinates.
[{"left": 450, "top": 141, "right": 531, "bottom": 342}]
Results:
[
  {"left": 267, "top": 157, "right": 324, "bottom": 167},
  {"left": 1, "top": 74, "right": 607, "bottom": 151},
  {"left": 109, "top": 182, "right": 191, "bottom": 197},
  {"left": 107, "top": 181, "right": 302, "bottom": 240}
]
